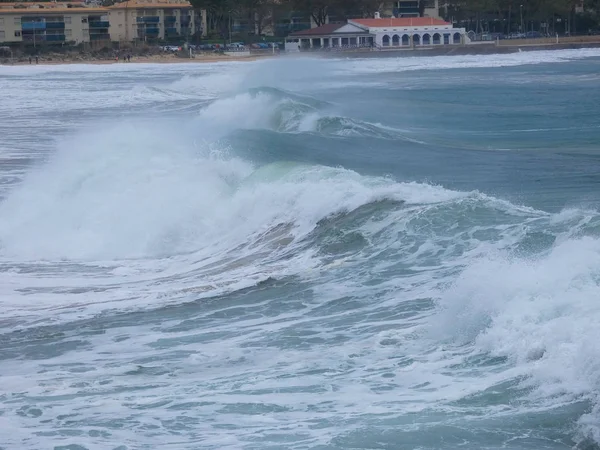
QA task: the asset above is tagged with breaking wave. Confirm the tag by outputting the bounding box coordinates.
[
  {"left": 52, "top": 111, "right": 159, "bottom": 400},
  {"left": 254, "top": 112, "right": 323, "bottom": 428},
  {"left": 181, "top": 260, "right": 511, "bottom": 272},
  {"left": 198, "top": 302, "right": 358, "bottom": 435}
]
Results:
[{"left": 2, "top": 55, "right": 600, "bottom": 448}]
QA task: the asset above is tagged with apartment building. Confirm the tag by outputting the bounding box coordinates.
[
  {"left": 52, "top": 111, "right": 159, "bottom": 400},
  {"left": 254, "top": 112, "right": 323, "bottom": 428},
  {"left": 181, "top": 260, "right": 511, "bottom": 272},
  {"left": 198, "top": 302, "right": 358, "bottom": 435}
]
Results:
[
  {"left": 108, "top": 0, "right": 195, "bottom": 42},
  {"left": 0, "top": 0, "right": 196, "bottom": 44},
  {"left": 0, "top": 2, "right": 109, "bottom": 44},
  {"left": 389, "top": 0, "right": 441, "bottom": 19}
]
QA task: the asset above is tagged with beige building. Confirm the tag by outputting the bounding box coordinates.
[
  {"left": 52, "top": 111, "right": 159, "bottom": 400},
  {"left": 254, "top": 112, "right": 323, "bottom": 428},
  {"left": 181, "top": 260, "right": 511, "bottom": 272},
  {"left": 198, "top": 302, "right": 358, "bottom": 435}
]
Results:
[
  {"left": 107, "top": 0, "right": 196, "bottom": 43},
  {"left": 0, "top": 0, "right": 196, "bottom": 45},
  {"left": 0, "top": 2, "right": 109, "bottom": 45}
]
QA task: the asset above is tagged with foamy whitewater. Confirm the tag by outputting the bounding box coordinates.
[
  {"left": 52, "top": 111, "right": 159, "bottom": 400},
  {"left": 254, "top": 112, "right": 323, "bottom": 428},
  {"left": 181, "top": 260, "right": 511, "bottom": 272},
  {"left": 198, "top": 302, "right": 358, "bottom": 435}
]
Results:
[{"left": 1, "top": 49, "right": 600, "bottom": 449}]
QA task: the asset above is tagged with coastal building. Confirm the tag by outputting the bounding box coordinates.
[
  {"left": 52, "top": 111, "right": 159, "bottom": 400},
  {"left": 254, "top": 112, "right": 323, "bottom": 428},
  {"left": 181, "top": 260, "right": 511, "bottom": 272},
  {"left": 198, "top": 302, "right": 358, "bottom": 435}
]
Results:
[
  {"left": 285, "top": 16, "right": 468, "bottom": 51},
  {"left": 0, "top": 0, "right": 196, "bottom": 45},
  {"left": 0, "top": 2, "right": 109, "bottom": 45},
  {"left": 108, "top": 0, "right": 195, "bottom": 43}
]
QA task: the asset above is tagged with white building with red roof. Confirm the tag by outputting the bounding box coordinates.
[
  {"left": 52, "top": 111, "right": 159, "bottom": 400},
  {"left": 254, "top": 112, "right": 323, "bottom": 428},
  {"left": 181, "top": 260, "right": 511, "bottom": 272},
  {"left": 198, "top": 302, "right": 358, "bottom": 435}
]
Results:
[{"left": 285, "top": 15, "right": 468, "bottom": 51}]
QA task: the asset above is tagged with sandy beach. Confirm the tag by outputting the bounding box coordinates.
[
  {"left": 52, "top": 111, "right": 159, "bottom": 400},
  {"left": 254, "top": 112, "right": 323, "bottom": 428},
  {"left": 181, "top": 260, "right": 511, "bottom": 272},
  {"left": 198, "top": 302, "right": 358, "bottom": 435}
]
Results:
[
  {"left": 3, "top": 35, "right": 600, "bottom": 66},
  {"left": 2, "top": 52, "right": 277, "bottom": 66}
]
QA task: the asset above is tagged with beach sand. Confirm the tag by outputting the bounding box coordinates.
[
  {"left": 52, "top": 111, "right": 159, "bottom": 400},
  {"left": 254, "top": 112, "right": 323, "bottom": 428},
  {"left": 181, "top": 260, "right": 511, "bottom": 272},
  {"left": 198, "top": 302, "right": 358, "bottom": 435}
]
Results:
[
  {"left": 2, "top": 52, "right": 276, "bottom": 66},
  {"left": 4, "top": 37, "right": 600, "bottom": 66}
]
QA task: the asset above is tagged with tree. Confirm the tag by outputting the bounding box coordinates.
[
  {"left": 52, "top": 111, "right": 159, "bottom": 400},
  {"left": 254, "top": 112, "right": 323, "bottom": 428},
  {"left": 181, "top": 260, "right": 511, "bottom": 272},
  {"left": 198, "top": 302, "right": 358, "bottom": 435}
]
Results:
[
  {"left": 189, "top": 0, "right": 239, "bottom": 38},
  {"left": 288, "top": 0, "right": 330, "bottom": 26},
  {"left": 285, "top": 0, "right": 382, "bottom": 26},
  {"left": 241, "top": 0, "right": 277, "bottom": 36}
]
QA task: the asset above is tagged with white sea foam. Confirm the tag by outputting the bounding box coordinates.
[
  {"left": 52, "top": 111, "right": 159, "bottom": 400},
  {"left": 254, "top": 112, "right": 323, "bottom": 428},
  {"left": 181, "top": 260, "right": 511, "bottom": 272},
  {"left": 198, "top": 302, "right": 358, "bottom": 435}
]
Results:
[
  {"left": 2, "top": 49, "right": 600, "bottom": 450},
  {"left": 432, "top": 235, "right": 600, "bottom": 442},
  {"left": 0, "top": 109, "right": 467, "bottom": 328},
  {"left": 338, "top": 47, "right": 600, "bottom": 74}
]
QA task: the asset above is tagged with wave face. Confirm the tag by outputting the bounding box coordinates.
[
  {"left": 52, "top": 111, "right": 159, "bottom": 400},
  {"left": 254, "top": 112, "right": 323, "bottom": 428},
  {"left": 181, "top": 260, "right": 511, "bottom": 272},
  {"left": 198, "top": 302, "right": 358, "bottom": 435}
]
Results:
[{"left": 1, "top": 49, "right": 600, "bottom": 449}]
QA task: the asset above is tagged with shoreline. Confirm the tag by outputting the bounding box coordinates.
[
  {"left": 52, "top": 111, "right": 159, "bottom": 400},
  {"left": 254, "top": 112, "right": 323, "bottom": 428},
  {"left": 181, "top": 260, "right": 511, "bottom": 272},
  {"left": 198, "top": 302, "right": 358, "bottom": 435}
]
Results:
[
  {"left": 2, "top": 40, "right": 600, "bottom": 66},
  {"left": 0, "top": 52, "right": 276, "bottom": 66}
]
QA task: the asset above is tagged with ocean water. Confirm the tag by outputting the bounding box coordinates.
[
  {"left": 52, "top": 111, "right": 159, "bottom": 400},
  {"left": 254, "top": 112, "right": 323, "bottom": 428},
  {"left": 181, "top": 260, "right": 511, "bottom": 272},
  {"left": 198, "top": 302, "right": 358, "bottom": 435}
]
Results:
[{"left": 1, "top": 48, "right": 600, "bottom": 450}]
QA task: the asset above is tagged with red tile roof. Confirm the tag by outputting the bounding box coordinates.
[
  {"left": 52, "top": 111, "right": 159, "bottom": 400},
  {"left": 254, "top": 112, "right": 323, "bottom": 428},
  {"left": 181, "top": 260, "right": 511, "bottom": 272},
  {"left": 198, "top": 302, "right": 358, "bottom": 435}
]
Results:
[
  {"left": 289, "top": 23, "right": 345, "bottom": 36},
  {"left": 351, "top": 18, "right": 450, "bottom": 27}
]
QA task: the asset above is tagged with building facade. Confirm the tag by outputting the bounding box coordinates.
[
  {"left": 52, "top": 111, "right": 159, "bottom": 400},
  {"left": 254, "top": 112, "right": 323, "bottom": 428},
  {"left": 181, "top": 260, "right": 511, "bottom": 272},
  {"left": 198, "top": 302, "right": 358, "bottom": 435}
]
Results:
[
  {"left": 0, "top": 0, "right": 196, "bottom": 45},
  {"left": 286, "top": 17, "right": 468, "bottom": 51},
  {"left": 0, "top": 2, "right": 109, "bottom": 45},
  {"left": 108, "top": 0, "right": 195, "bottom": 43}
]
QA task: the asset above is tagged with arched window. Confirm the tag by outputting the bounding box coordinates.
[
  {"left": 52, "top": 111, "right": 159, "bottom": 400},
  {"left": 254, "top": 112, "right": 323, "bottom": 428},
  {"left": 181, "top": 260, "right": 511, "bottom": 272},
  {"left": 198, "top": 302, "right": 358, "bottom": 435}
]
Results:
[{"left": 382, "top": 34, "right": 390, "bottom": 46}]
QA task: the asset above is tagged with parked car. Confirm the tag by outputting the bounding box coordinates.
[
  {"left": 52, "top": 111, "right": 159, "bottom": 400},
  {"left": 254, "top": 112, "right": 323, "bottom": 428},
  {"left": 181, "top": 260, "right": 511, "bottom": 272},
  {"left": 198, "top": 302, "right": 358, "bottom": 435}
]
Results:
[
  {"left": 526, "top": 31, "right": 543, "bottom": 38},
  {"left": 160, "top": 45, "right": 180, "bottom": 52}
]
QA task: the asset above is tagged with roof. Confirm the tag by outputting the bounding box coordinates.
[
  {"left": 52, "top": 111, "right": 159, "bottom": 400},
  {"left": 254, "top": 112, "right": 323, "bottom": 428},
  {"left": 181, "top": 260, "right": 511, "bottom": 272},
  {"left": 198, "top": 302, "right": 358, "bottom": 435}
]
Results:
[
  {"left": 0, "top": 2, "right": 85, "bottom": 9},
  {"left": 350, "top": 18, "right": 450, "bottom": 27},
  {"left": 108, "top": 0, "right": 191, "bottom": 9},
  {"left": 289, "top": 23, "right": 344, "bottom": 36},
  {"left": 0, "top": 1, "right": 191, "bottom": 13},
  {"left": 0, "top": 5, "right": 106, "bottom": 13},
  {"left": 0, "top": 1, "right": 83, "bottom": 6}
]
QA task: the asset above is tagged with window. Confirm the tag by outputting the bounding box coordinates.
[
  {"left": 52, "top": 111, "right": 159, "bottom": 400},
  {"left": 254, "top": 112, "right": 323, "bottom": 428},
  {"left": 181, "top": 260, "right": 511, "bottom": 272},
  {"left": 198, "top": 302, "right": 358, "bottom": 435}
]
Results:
[
  {"left": 81, "top": 17, "right": 88, "bottom": 23},
  {"left": 15, "top": 30, "right": 21, "bottom": 37},
  {"left": 119, "top": 23, "right": 122, "bottom": 27},
  {"left": 65, "top": 16, "right": 71, "bottom": 24},
  {"left": 65, "top": 29, "right": 72, "bottom": 36},
  {"left": 14, "top": 17, "right": 21, "bottom": 25},
  {"left": 0, "top": 31, "right": 4, "bottom": 39},
  {"left": 0, "top": 17, "right": 4, "bottom": 26}
]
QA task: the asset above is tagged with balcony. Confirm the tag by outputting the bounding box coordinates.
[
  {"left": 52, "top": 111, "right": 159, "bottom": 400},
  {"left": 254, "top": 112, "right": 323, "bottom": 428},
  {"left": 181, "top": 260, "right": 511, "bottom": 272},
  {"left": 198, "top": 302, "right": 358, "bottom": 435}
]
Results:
[
  {"left": 137, "top": 16, "right": 160, "bottom": 23},
  {"left": 165, "top": 27, "right": 177, "bottom": 35},
  {"left": 145, "top": 27, "right": 159, "bottom": 36},
  {"left": 46, "top": 34, "right": 66, "bottom": 41},
  {"left": 45, "top": 22, "right": 65, "bottom": 29},
  {"left": 90, "top": 33, "right": 110, "bottom": 40},
  {"left": 165, "top": 16, "right": 176, "bottom": 23},
  {"left": 21, "top": 21, "right": 46, "bottom": 30},
  {"left": 89, "top": 21, "right": 109, "bottom": 28}
]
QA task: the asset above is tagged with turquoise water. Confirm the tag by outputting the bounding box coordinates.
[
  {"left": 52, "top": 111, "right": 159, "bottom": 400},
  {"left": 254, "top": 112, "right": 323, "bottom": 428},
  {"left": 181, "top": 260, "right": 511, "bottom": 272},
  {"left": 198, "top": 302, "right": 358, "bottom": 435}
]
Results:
[{"left": 1, "top": 49, "right": 600, "bottom": 449}]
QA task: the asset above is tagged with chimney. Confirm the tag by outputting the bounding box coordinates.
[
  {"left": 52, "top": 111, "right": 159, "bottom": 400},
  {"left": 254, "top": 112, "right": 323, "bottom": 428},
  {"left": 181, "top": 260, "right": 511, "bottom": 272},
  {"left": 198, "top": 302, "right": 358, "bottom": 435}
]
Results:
[{"left": 374, "top": 11, "right": 380, "bottom": 19}]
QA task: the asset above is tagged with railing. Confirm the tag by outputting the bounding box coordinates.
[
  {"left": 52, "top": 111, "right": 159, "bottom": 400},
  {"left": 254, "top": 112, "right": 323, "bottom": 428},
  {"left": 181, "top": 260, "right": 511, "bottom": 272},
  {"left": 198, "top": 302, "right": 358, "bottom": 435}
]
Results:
[
  {"left": 299, "top": 44, "right": 376, "bottom": 52},
  {"left": 165, "top": 27, "right": 178, "bottom": 34},
  {"left": 46, "top": 34, "right": 66, "bottom": 41},
  {"left": 145, "top": 28, "right": 160, "bottom": 35},
  {"left": 165, "top": 16, "right": 176, "bottom": 23},
  {"left": 21, "top": 22, "right": 46, "bottom": 30},
  {"left": 89, "top": 21, "right": 109, "bottom": 28},
  {"left": 90, "top": 33, "right": 110, "bottom": 40},
  {"left": 45, "top": 22, "right": 65, "bottom": 29},
  {"left": 137, "top": 16, "right": 160, "bottom": 23}
]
